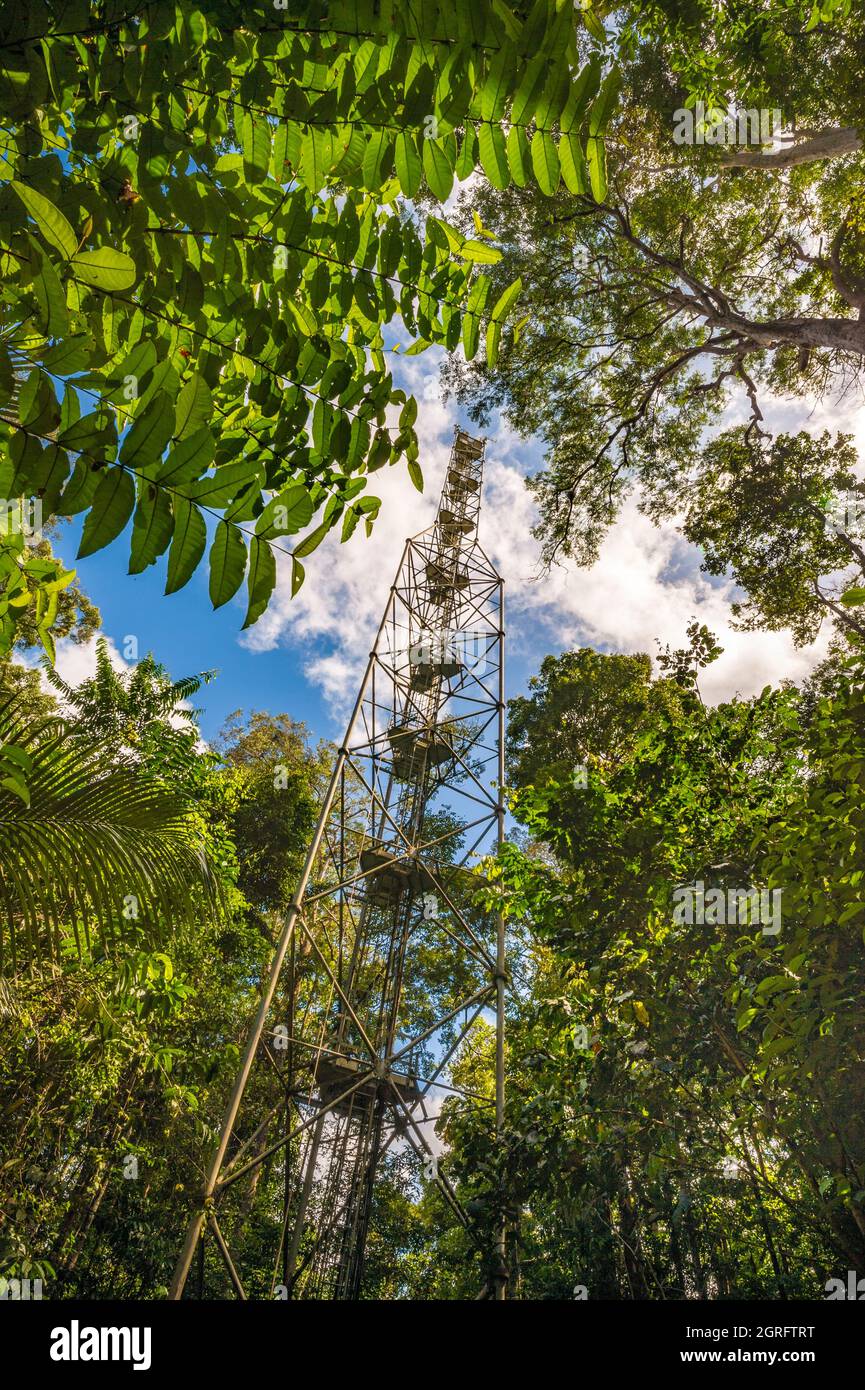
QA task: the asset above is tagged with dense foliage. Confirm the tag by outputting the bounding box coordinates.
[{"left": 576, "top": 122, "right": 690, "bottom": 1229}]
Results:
[
  {"left": 0, "top": 652, "right": 331, "bottom": 1295},
  {"left": 407, "top": 632, "right": 864, "bottom": 1299},
  {"left": 0, "top": 0, "right": 619, "bottom": 659}
]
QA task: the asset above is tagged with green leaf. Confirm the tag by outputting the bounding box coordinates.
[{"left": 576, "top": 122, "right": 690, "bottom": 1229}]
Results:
[
  {"left": 491, "top": 276, "right": 522, "bottom": 323},
  {"left": 208, "top": 520, "right": 247, "bottom": 608},
  {"left": 174, "top": 373, "right": 212, "bottom": 439},
  {"left": 341, "top": 506, "right": 360, "bottom": 543},
  {"left": 58, "top": 408, "right": 115, "bottom": 453},
  {"left": 292, "top": 518, "right": 331, "bottom": 558},
  {"left": 533, "top": 56, "right": 570, "bottom": 130},
  {"left": 312, "top": 398, "right": 334, "bottom": 457},
  {"left": 840, "top": 586, "right": 865, "bottom": 607},
  {"left": 588, "top": 67, "right": 622, "bottom": 138},
  {"left": 291, "top": 556, "right": 305, "bottom": 596},
  {"left": 157, "top": 428, "right": 215, "bottom": 485},
  {"left": 166, "top": 496, "right": 206, "bottom": 594},
  {"left": 11, "top": 181, "right": 77, "bottom": 259},
  {"left": 394, "top": 131, "right": 422, "bottom": 198},
  {"left": 408, "top": 459, "right": 423, "bottom": 492},
  {"left": 461, "top": 273, "right": 492, "bottom": 362},
  {"left": 581, "top": 3, "right": 607, "bottom": 43},
  {"left": 361, "top": 129, "right": 393, "bottom": 188},
  {"left": 120, "top": 393, "right": 175, "bottom": 467},
  {"left": 256, "top": 483, "right": 314, "bottom": 538},
  {"left": 286, "top": 299, "right": 317, "bottom": 336},
  {"left": 455, "top": 126, "right": 478, "bottom": 181},
  {"left": 422, "top": 138, "right": 455, "bottom": 202},
  {"left": 559, "top": 133, "right": 587, "bottom": 194},
  {"left": 1, "top": 772, "right": 30, "bottom": 806},
  {"left": 78, "top": 467, "right": 135, "bottom": 558},
  {"left": 187, "top": 460, "right": 259, "bottom": 507},
  {"left": 510, "top": 52, "right": 547, "bottom": 126},
  {"left": 486, "top": 318, "right": 501, "bottom": 368},
  {"left": 531, "top": 128, "right": 560, "bottom": 197},
  {"left": 129, "top": 487, "right": 174, "bottom": 574},
  {"left": 478, "top": 124, "right": 510, "bottom": 191},
  {"left": 58, "top": 459, "right": 101, "bottom": 516},
  {"left": 506, "top": 125, "right": 530, "bottom": 187},
  {"left": 561, "top": 55, "right": 602, "bottom": 133},
  {"left": 587, "top": 136, "right": 607, "bottom": 201},
  {"left": 28, "top": 238, "right": 67, "bottom": 335},
  {"left": 243, "top": 534, "right": 277, "bottom": 629},
  {"left": 481, "top": 40, "right": 516, "bottom": 124},
  {"left": 241, "top": 111, "right": 271, "bottom": 183},
  {"left": 18, "top": 370, "right": 59, "bottom": 434},
  {"left": 70, "top": 247, "right": 137, "bottom": 290},
  {"left": 458, "top": 238, "right": 501, "bottom": 265},
  {"left": 300, "top": 127, "right": 335, "bottom": 189}
]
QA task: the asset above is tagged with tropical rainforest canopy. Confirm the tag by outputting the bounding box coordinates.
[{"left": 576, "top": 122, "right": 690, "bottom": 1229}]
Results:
[{"left": 0, "top": 0, "right": 864, "bottom": 1306}]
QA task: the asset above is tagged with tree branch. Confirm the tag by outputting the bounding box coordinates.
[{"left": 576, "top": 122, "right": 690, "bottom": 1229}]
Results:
[{"left": 719, "top": 127, "right": 861, "bottom": 171}]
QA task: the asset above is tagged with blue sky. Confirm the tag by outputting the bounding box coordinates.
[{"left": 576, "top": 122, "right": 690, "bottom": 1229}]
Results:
[{"left": 66, "top": 514, "right": 329, "bottom": 742}]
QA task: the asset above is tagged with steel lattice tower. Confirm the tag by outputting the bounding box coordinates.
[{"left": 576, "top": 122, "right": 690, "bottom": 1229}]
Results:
[{"left": 171, "top": 429, "right": 507, "bottom": 1301}]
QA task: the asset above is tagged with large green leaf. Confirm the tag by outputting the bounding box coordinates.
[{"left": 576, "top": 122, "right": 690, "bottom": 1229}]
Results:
[
  {"left": 166, "top": 496, "right": 206, "bottom": 594},
  {"left": 243, "top": 534, "right": 277, "bottom": 629},
  {"left": 70, "top": 247, "right": 137, "bottom": 290},
  {"left": 560, "top": 55, "right": 602, "bottom": 132},
  {"left": 587, "top": 135, "right": 607, "bottom": 201},
  {"left": 256, "top": 483, "right": 314, "bottom": 538},
  {"left": 510, "top": 52, "right": 547, "bottom": 126},
  {"left": 506, "top": 125, "right": 530, "bottom": 187},
  {"left": 11, "top": 181, "right": 77, "bottom": 259},
  {"left": 292, "top": 518, "right": 332, "bottom": 558},
  {"left": 588, "top": 66, "right": 622, "bottom": 137},
  {"left": 241, "top": 111, "right": 271, "bottom": 182},
  {"left": 187, "top": 460, "right": 259, "bottom": 506},
  {"left": 300, "top": 126, "right": 335, "bottom": 189},
  {"left": 361, "top": 129, "right": 394, "bottom": 188},
  {"left": 157, "top": 429, "right": 215, "bottom": 486},
  {"left": 490, "top": 276, "right": 522, "bottom": 324},
  {"left": 531, "top": 129, "right": 560, "bottom": 197},
  {"left": 129, "top": 487, "right": 174, "bottom": 574},
  {"left": 120, "top": 392, "right": 176, "bottom": 468},
  {"left": 174, "top": 372, "right": 212, "bottom": 439},
  {"left": 208, "top": 520, "right": 247, "bottom": 608},
  {"left": 77, "top": 467, "right": 135, "bottom": 558},
  {"left": 422, "top": 138, "right": 455, "bottom": 202},
  {"left": 394, "top": 131, "right": 422, "bottom": 197},
  {"left": 478, "top": 124, "right": 510, "bottom": 190},
  {"left": 28, "top": 237, "right": 68, "bottom": 335},
  {"left": 559, "top": 133, "right": 587, "bottom": 194},
  {"left": 480, "top": 40, "right": 516, "bottom": 123}
]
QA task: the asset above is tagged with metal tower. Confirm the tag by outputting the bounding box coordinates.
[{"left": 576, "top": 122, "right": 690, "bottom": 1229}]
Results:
[{"left": 170, "top": 429, "right": 507, "bottom": 1300}]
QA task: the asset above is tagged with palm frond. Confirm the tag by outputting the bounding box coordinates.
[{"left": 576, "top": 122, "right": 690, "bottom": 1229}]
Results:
[{"left": 0, "top": 698, "right": 223, "bottom": 972}]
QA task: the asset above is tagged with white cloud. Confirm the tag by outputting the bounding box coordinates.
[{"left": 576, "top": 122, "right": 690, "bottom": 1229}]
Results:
[
  {"left": 237, "top": 354, "right": 847, "bottom": 719},
  {"left": 14, "top": 635, "right": 206, "bottom": 740},
  {"left": 480, "top": 458, "right": 834, "bottom": 702},
  {"left": 15, "top": 632, "right": 131, "bottom": 702}
]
